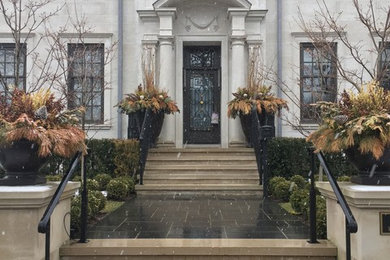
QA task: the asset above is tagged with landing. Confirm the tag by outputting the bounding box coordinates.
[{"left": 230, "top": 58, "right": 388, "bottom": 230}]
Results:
[{"left": 88, "top": 195, "right": 309, "bottom": 239}]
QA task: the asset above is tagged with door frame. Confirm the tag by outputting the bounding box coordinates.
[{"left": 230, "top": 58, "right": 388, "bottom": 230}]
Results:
[{"left": 175, "top": 36, "right": 229, "bottom": 148}]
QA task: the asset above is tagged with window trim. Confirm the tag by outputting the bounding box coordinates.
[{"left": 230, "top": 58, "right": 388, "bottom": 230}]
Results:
[
  {"left": 299, "top": 42, "right": 337, "bottom": 123},
  {"left": 378, "top": 41, "right": 390, "bottom": 89},
  {"left": 0, "top": 43, "right": 27, "bottom": 94},
  {"left": 68, "top": 43, "right": 105, "bottom": 124}
]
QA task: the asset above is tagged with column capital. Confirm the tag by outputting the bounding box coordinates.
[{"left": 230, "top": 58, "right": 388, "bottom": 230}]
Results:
[
  {"left": 230, "top": 35, "right": 246, "bottom": 46},
  {"left": 246, "top": 34, "right": 263, "bottom": 47},
  {"left": 158, "top": 35, "right": 175, "bottom": 46},
  {"left": 142, "top": 34, "right": 159, "bottom": 47}
]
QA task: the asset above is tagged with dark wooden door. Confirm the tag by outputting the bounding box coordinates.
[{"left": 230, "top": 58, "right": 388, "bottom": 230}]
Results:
[{"left": 183, "top": 46, "right": 221, "bottom": 144}]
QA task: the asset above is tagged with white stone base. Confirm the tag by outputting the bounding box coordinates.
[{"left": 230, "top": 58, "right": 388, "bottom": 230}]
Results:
[
  {"left": 317, "top": 182, "right": 390, "bottom": 260},
  {"left": 0, "top": 182, "right": 80, "bottom": 260}
]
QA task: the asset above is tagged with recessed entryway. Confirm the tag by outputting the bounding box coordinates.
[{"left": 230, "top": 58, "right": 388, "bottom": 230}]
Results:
[{"left": 183, "top": 46, "right": 221, "bottom": 144}]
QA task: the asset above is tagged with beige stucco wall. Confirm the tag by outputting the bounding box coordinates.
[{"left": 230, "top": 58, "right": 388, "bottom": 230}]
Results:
[
  {"left": 317, "top": 182, "right": 390, "bottom": 260},
  {"left": 0, "top": 182, "right": 79, "bottom": 260}
]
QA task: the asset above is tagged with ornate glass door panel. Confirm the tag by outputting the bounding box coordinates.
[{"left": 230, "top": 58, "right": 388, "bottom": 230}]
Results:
[{"left": 184, "top": 46, "right": 221, "bottom": 144}]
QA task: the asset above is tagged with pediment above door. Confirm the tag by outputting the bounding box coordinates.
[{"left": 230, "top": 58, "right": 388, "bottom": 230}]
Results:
[{"left": 153, "top": 0, "right": 252, "bottom": 9}]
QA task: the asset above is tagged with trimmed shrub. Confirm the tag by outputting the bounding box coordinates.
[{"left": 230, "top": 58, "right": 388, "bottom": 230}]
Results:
[
  {"left": 290, "top": 175, "right": 306, "bottom": 189},
  {"left": 41, "top": 139, "right": 140, "bottom": 182},
  {"left": 269, "top": 176, "right": 287, "bottom": 196},
  {"left": 89, "top": 190, "right": 107, "bottom": 212},
  {"left": 267, "top": 137, "right": 358, "bottom": 179},
  {"left": 117, "top": 176, "right": 135, "bottom": 194},
  {"left": 289, "top": 189, "right": 309, "bottom": 214},
  {"left": 46, "top": 174, "right": 62, "bottom": 182},
  {"left": 107, "top": 179, "right": 128, "bottom": 201},
  {"left": 273, "top": 180, "right": 292, "bottom": 202},
  {"left": 94, "top": 173, "right": 112, "bottom": 190},
  {"left": 113, "top": 139, "right": 140, "bottom": 177},
  {"left": 337, "top": 175, "right": 351, "bottom": 182},
  {"left": 86, "top": 179, "right": 99, "bottom": 191}
]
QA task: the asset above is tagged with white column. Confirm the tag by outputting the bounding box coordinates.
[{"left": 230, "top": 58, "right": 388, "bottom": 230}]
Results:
[
  {"left": 228, "top": 8, "right": 248, "bottom": 145},
  {"left": 229, "top": 36, "right": 247, "bottom": 144},
  {"left": 156, "top": 8, "right": 176, "bottom": 144}
]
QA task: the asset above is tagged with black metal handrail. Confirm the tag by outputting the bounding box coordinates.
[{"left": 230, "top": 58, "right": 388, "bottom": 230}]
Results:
[
  {"left": 250, "top": 105, "right": 273, "bottom": 197},
  {"left": 312, "top": 150, "right": 358, "bottom": 260},
  {"left": 138, "top": 109, "right": 153, "bottom": 185},
  {"left": 38, "top": 151, "right": 82, "bottom": 260}
]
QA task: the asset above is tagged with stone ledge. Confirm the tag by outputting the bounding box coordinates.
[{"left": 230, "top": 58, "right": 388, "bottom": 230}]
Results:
[
  {"left": 0, "top": 182, "right": 80, "bottom": 209},
  {"left": 60, "top": 239, "right": 336, "bottom": 257},
  {"left": 317, "top": 182, "right": 390, "bottom": 208}
]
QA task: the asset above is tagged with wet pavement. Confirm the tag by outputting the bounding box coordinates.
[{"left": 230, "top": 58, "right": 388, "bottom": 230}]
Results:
[{"left": 88, "top": 195, "right": 309, "bottom": 239}]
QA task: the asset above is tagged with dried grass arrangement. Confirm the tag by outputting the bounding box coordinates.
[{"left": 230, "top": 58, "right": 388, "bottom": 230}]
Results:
[
  {"left": 0, "top": 89, "right": 86, "bottom": 158},
  {"left": 307, "top": 81, "right": 390, "bottom": 159},
  {"left": 227, "top": 51, "right": 287, "bottom": 118},
  {"left": 117, "top": 58, "right": 179, "bottom": 115}
]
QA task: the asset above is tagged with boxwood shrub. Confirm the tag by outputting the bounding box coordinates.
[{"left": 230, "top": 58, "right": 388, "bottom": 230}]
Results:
[
  {"left": 107, "top": 179, "right": 128, "bottom": 201},
  {"left": 94, "top": 173, "right": 112, "bottom": 190},
  {"left": 267, "top": 137, "right": 357, "bottom": 179}
]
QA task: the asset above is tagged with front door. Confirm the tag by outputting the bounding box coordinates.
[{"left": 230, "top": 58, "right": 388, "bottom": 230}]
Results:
[{"left": 183, "top": 46, "right": 221, "bottom": 144}]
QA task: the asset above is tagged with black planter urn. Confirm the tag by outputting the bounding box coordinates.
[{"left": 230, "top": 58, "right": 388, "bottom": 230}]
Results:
[
  {"left": 239, "top": 112, "right": 275, "bottom": 146},
  {"left": 345, "top": 148, "right": 390, "bottom": 185},
  {"left": 0, "top": 139, "right": 48, "bottom": 186},
  {"left": 127, "top": 110, "right": 165, "bottom": 147}
]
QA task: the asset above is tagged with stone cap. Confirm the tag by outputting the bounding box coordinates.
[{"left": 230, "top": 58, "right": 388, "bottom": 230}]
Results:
[
  {"left": 0, "top": 182, "right": 80, "bottom": 209},
  {"left": 317, "top": 182, "right": 390, "bottom": 209}
]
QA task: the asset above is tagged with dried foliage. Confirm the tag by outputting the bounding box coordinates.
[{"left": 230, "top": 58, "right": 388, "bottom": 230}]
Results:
[
  {"left": 117, "top": 56, "right": 179, "bottom": 115},
  {"left": 118, "top": 84, "right": 179, "bottom": 114},
  {"left": 227, "top": 50, "right": 288, "bottom": 118},
  {"left": 227, "top": 86, "right": 288, "bottom": 118},
  {"left": 307, "top": 81, "right": 390, "bottom": 159},
  {"left": 0, "top": 89, "right": 86, "bottom": 158}
]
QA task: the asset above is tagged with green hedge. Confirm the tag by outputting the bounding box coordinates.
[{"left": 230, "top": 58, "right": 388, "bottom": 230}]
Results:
[
  {"left": 267, "top": 137, "right": 357, "bottom": 179},
  {"left": 39, "top": 139, "right": 140, "bottom": 179}
]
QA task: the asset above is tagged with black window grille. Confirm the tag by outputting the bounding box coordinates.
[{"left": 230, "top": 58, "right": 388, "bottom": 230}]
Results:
[
  {"left": 68, "top": 43, "right": 104, "bottom": 124},
  {"left": 0, "top": 43, "right": 26, "bottom": 96},
  {"left": 300, "top": 42, "right": 337, "bottom": 123}
]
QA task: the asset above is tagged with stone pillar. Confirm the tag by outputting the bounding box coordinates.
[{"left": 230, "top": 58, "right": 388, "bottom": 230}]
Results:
[
  {"left": 228, "top": 8, "right": 248, "bottom": 145},
  {"left": 157, "top": 8, "right": 176, "bottom": 145},
  {"left": 317, "top": 182, "right": 390, "bottom": 260},
  {"left": 0, "top": 182, "right": 80, "bottom": 260}
]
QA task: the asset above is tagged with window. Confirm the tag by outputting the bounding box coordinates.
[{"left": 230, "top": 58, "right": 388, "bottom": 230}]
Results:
[
  {"left": 0, "top": 43, "right": 26, "bottom": 95},
  {"left": 68, "top": 44, "right": 104, "bottom": 124},
  {"left": 300, "top": 42, "right": 337, "bottom": 122},
  {"left": 379, "top": 42, "right": 390, "bottom": 89}
]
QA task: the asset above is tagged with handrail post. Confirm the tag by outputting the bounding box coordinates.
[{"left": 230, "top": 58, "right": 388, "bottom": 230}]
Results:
[
  {"left": 308, "top": 146, "right": 318, "bottom": 243},
  {"left": 45, "top": 219, "right": 50, "bottom": 260},
  {"left": 79, "top": 154, "right": 88, "bottom": 243},
  {"left": 346, "top": 216, "right": 351, "bottom": 260},
  {"left": 261, "top": 135, "right": 269, "bottom": 197}
]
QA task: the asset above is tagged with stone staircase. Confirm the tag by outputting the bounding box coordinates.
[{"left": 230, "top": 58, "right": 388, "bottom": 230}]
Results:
[
  {"left": 135, "top": 147, "right": 263, "bottom": 197},
  {"left": 60, "top": 239, "right": 337, "bottom": 260}
]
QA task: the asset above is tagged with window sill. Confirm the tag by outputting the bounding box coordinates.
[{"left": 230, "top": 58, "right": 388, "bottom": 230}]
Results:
[{"left": 84, "top": 124, "right": 112, "bottom": 131}]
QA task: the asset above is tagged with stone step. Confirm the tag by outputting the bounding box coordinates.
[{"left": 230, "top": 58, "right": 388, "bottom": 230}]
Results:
[
  {"left": 143, "top": 175, "right": 259, "bottom": 184},
  {"left": 145, "top": 165, "right": 258, "bottom": 171},
  {"left": 149, "top": 148, "right": 255, "bottom": 157},
  {"left": 135, "top": 184, "right": 263, "bottom": 196},
  {"left": 60, "top": 239, "right": 337, "bottom": 260},
  {"left": 146, "top": 160, "right": 257, "bottom": 166},
  {"left": 147, "top": 155, "right": 256, "bottom": 161},
  {"left": 144, "top": 170, "right": 259, "bottom": 175}
]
